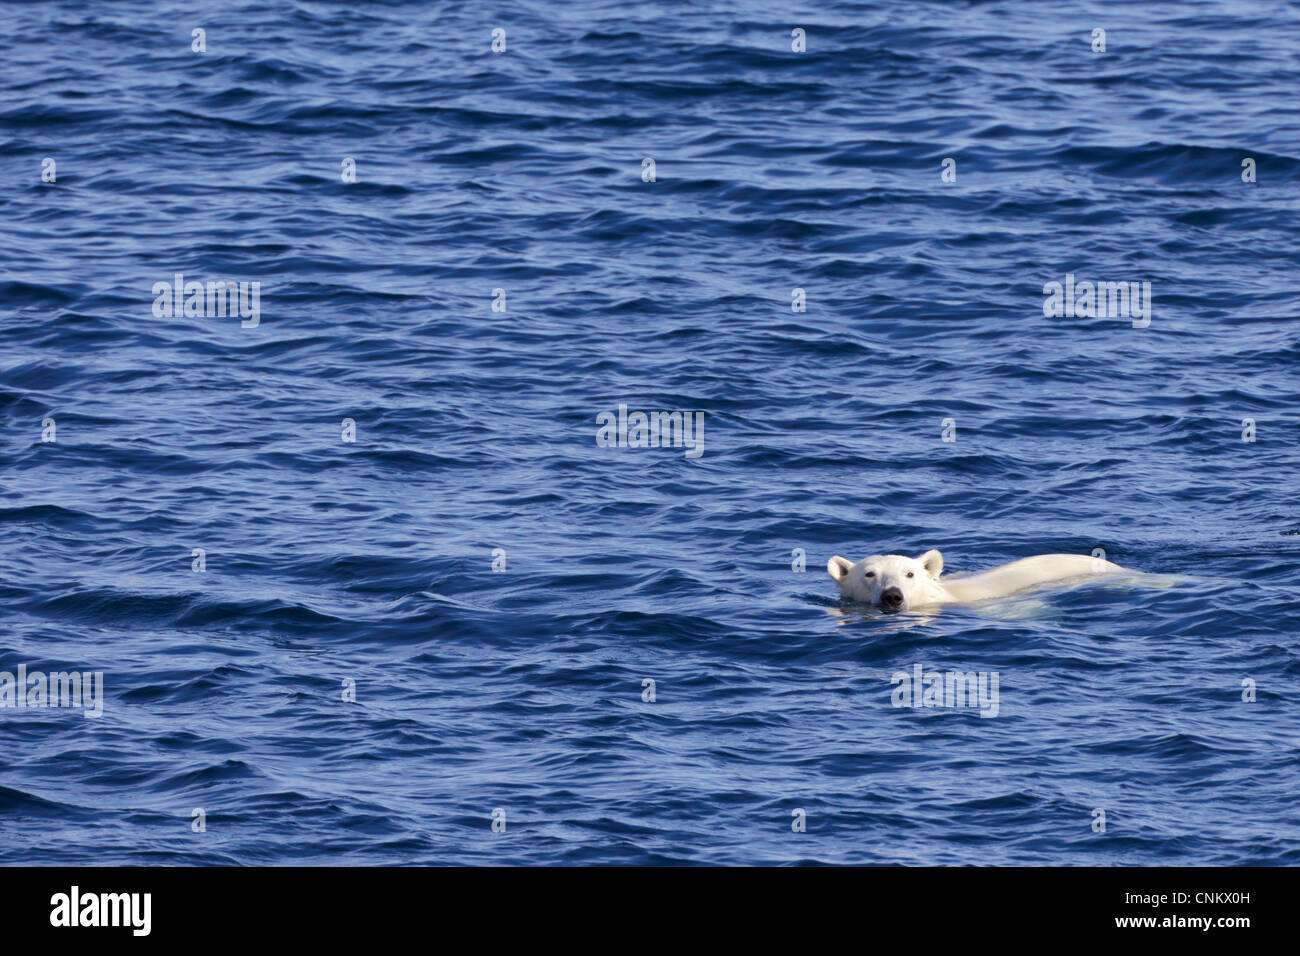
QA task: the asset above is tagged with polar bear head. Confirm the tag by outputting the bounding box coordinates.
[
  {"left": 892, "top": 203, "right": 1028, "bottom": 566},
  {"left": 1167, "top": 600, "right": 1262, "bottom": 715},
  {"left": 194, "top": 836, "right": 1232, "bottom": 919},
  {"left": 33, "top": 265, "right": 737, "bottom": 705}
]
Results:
[{"left": 827, "top": 550, "right": 945, "bottom": 612}]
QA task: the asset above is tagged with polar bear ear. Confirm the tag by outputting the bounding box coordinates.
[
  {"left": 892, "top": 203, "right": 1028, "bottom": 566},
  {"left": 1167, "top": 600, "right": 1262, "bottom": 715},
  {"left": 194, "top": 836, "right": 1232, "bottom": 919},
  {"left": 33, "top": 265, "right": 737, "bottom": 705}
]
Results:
[
  {"left": 918, "top": 549, "right": 943, "bottom": 578},
  {"left": 827, "top": 555, "right": 853, "bottom": 582}
]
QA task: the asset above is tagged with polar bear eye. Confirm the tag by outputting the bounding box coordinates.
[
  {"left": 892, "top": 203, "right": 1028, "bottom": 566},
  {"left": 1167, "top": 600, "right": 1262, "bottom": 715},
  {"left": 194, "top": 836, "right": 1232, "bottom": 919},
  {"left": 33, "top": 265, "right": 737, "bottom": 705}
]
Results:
[
  {"left": 864, "top": 570, "right": 875, "bottom": 578},
  {"left": 906, "top": 571, "right": 914, "bottom": 578}
]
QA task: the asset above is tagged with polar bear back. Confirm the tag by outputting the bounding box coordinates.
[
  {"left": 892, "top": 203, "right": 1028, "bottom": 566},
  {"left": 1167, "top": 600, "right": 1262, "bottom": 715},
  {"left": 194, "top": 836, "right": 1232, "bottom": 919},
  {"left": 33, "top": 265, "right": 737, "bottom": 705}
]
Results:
[{"left": 941, "top": 554, "right": 1125, "bottom": 602}]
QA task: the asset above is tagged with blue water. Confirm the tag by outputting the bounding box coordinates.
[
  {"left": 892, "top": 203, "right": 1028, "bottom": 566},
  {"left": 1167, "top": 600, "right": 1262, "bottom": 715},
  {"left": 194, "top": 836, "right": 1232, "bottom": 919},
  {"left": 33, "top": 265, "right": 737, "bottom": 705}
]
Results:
[{"left": 2, "top": 0, "right": 1299, "bottom": 866}]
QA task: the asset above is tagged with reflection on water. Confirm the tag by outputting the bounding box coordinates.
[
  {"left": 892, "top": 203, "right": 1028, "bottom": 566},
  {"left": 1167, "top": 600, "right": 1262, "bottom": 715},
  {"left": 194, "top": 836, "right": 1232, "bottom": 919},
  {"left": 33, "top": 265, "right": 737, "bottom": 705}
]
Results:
[{"left": 824, "top": 604, "right": 941, "bottom": 629}]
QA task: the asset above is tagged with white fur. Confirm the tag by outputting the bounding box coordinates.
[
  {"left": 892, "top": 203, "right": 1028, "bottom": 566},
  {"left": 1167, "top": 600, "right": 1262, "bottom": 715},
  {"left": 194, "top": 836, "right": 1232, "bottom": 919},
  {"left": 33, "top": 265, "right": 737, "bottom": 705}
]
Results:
[{"left": 827, "top": 550, "right": 1127, "bottom": 611}]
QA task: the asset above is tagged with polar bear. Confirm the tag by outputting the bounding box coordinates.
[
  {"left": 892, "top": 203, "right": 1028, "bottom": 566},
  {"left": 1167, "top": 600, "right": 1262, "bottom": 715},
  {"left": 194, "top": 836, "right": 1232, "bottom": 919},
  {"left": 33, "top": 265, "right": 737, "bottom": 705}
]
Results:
[{"left": 827, "top": 550, "right": 1127, "bottom": 612}]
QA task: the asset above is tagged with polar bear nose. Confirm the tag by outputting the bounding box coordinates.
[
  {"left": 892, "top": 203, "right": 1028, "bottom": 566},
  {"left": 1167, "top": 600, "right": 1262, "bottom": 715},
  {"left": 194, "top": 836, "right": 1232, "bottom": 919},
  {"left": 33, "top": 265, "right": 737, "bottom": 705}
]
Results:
[{"left": 880, "top": 587, "right": 904, "bottom": 610}]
